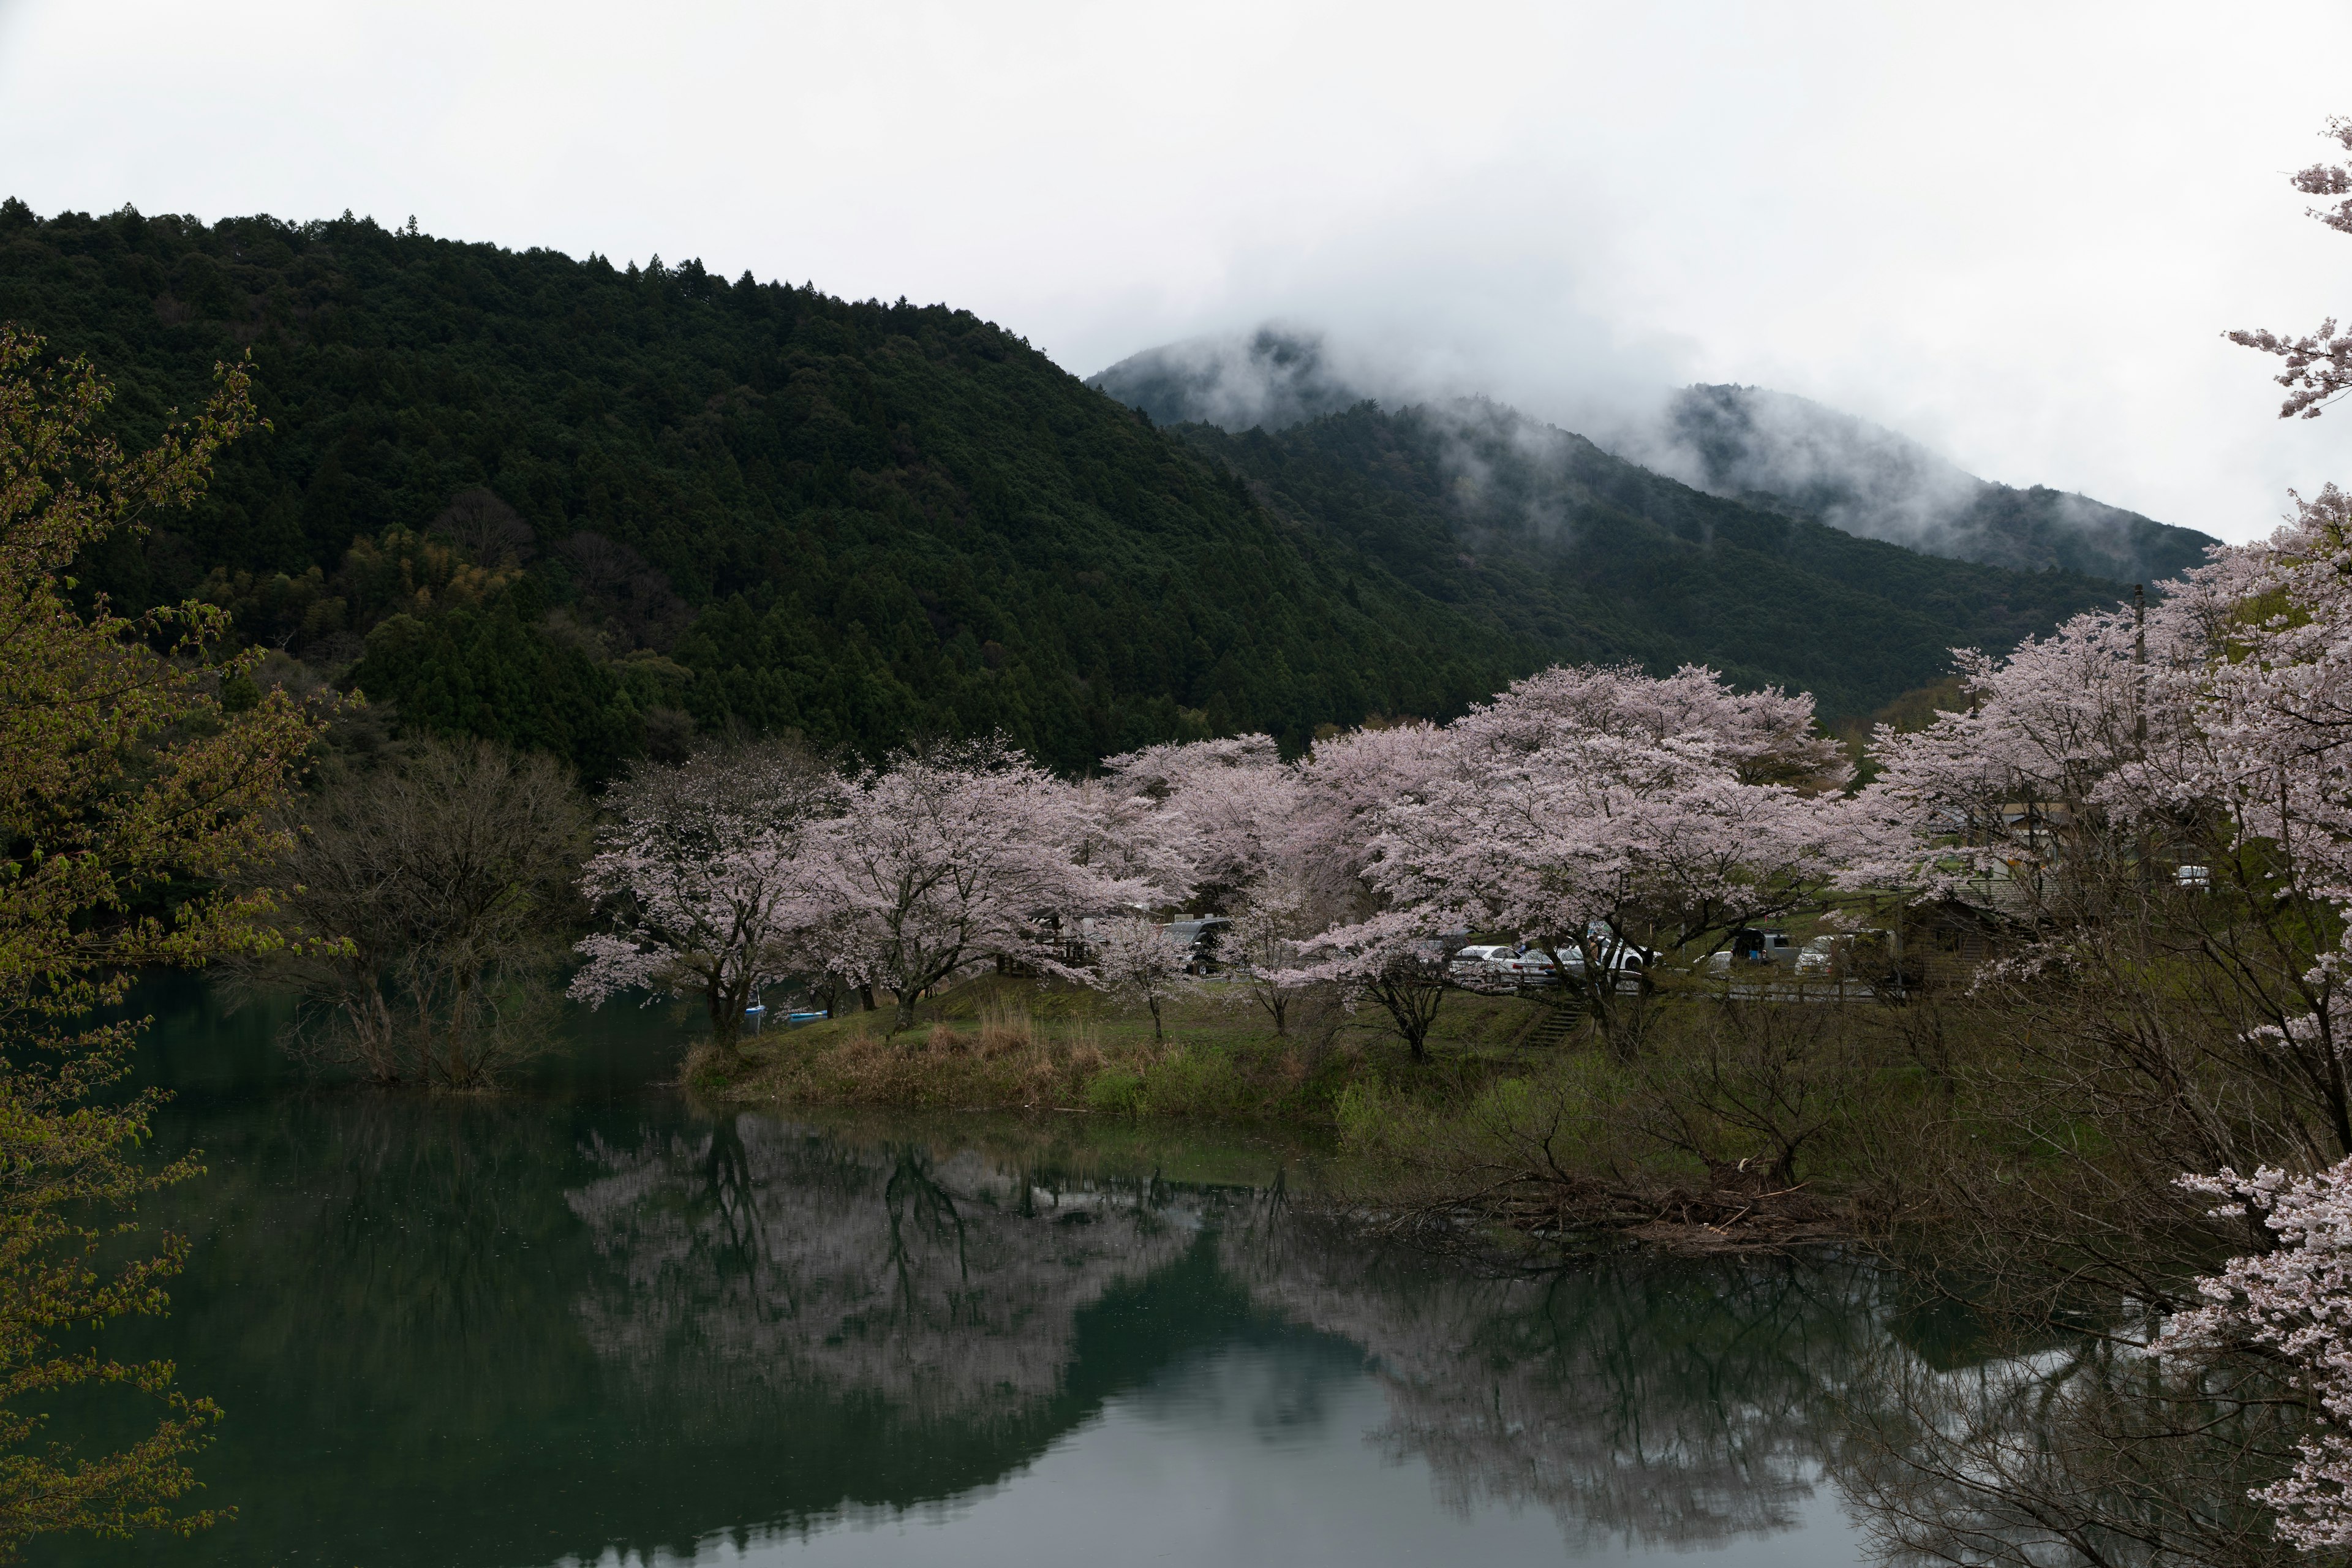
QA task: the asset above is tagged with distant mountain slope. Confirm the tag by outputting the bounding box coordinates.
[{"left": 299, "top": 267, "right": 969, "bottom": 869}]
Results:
[
  {"left": 1175, "top": 399, "right": 2124, "bottom": 723},
  {"left": 1657, "top": 385, "right": 2217, "bottom": 587},
  {"left": 1091, "top": 329, "right": 2216, "bottom": 589},
  {"left": 1090, "top": 327, "right": 1362, "bottom": 432},
  {"left": 0, "top": 206, "right": 2130, "bottom": 771}
]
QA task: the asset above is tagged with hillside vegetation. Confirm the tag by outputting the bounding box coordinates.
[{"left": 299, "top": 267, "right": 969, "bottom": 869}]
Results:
[
  {"left": 2, "top": 201, "right": 2124, "bottom": 771},
  {"left": 1178, "top": 401, "right": 2125, "bottom": 721},
  {"left": 0, "top": 202, "right": 1536, "bottom": 774},
  {"left": 1091, "top": 327, "right": 2214, "bottom": 595}
]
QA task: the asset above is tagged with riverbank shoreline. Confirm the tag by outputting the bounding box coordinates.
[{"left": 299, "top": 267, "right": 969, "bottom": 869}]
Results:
[
  {"left": 699, "top": 974, "right": 1875, "bottom": 1259},
  {"left": 701, "top": 973, "right": 1547, "bottom": 1124}
]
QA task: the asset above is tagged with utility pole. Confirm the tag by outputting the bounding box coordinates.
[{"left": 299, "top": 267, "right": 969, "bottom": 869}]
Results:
[
  {"left": 2134, "top": 583, "right": 2151, "bottom": 900},
  {"left": 2133, "top": 582, "right": 2148, "bottom": 758}
]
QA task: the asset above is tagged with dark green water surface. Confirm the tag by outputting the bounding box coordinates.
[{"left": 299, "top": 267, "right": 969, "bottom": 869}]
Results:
[{"left": 37, "top": 982, "right": 1929, "bottom": 1567}]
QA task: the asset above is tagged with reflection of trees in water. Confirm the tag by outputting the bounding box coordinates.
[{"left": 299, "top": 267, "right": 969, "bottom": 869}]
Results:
[
  {"left": 1834, "top": 1338, "right": 2309, "bottom": 1568},
  {"left": 81, "top": 1099, "right": 1249, "bottom": 1568},
  {"left": 571, "top": 1128, "right": 1910, "bottom": 1555},
  {"left": 564, "top": 1115, "right": 1202, "bottom": 1431},
  {"left": 1220, "top": 1207, "right": 1892, "bottom": 1551},
  {"left": 110, "top": 1093, "right": 2207, "bottom": 1568}
]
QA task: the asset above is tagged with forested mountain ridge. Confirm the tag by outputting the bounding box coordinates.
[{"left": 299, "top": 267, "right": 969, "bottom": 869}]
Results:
[
  {"left": 1174, "top": 400, "right": 2126, "bottom": 722},
  {"left": 1090, "top": 328, "right": 2216, "bottom": 590},
  {"left": 2, "top": 201, "right": 2122, "bottom": 774},
  {"left": 0, "top": 201, "right": 1537, "bottom": 774}
]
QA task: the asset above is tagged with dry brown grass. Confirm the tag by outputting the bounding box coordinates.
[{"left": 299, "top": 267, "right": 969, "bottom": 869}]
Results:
[{"left": 976, "top": 993, "right": 1038, "bottom": 1056}]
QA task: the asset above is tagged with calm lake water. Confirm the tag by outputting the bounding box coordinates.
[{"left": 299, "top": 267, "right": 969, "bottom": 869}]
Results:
[{"left": 33, "top": 981, "right": 1973, "bottom": 1568}]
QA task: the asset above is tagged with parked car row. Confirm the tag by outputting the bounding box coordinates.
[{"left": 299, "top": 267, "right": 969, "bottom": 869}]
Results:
[
  {"left": 1703, "top": 927, "right": 1903, "bottom": 986},
  {"left": 1077, "top": 916, "right": 1902, "bottom": 991},
  {"left": 1453, "top": 925, "right": 1905, "bottom": 992},
  {"left": 1449, "top": 940, "right": 1657, "bottom": 992}
]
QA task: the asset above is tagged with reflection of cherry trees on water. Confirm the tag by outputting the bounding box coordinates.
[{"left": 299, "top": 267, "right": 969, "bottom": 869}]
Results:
[
  {"left": 561, "top": 1118, "right": 1913, "bottom": 1553},
  {"left": 573, "top": 1115, "right": 2303, "bottom": 1562},
  {"left": 564, "top": 1116, "right": 1204, "bottom": 1427},
  {"left": 1219, "top": 1206, "right": 1892, "bottom": 1551}
]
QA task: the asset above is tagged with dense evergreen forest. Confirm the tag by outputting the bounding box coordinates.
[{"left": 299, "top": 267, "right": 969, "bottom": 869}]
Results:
[{"left": 0, "top": 200, "right": 2126, "bottom": 775}]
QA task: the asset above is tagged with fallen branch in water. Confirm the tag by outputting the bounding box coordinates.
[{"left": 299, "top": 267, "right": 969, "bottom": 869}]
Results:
[{"left": 1314, "top": 1168, "right": 1853, "bottom": 1260}]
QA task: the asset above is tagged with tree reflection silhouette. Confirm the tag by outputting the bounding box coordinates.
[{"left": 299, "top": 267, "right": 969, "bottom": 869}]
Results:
[
  {"left": 1222, "top": 1217, "right": 1893, "bottom": 1550},
  {"left": 49, "top": 1097, "right": 1909, "bottom": 1568}
]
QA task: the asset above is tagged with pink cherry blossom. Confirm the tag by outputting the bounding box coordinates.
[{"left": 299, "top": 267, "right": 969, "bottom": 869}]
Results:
[
  {"left": 570, "top": 741, "right": 842, "bottom": 1053},
  {"left": 2160, "top": 1158, "right": 2352, "bottom": 1549},
  {"left": 821, "top": 735, "right": 1148, "bottom": 1030},
  {"left": 1330, "top": 665, "right": 1859, "bottom": 1033}
]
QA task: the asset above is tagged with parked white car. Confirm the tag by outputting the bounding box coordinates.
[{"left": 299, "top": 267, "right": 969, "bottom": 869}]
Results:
[
  {"left": 1792, "top": 935, "right": 1841, "bottom": 976},
  {"left": 1793, "top": 929, "right": 1893, "bottom": 982},
  {"left": 1582, "top": 945, "right": 1655, "bottom": 993},
  {"left": 1447, "top": 944, "right": 1515, "bottom": 986},
  {"left": 1490, "top": 944, "right": 1654, "bottom": 992},
  {"left": 1492, "top": 949, "right": 1562, "bottom": 986}
]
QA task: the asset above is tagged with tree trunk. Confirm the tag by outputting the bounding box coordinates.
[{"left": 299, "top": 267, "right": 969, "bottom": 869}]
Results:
[{"left": 704, "top": 986, "right": 744, "bottom": 1061}]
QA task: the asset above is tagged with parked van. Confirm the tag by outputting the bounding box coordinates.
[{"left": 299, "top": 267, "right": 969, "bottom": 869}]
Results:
[
  {"left": 1705, "top": 929, "right": 1797, "bottom": 973},
  {"left": 1165, "top": 917, "right": 1232, "bottom": 974}
]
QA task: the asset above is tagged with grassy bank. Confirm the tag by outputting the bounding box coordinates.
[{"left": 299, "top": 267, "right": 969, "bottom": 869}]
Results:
[
  {"left": 708, "top": 975, "right": 1929, "bottom": 1253},
  {"left": 711, "top": 973, "right": 1550, "bottom": 1123}
]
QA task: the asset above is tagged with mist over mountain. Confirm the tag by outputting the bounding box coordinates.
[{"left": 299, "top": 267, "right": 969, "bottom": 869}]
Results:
[
  {"left": 1642, "top": 385, "right": 2217, "bottom": 588},
  {"left": 1087, "top": 327, "right": 1374, "bottom": 432},
  {"left": 1170, "top": 397, "right": 2119, "bottom": 723},
  {"left": 1090, "top": 329, "right": 2217, "bottom": 589}
]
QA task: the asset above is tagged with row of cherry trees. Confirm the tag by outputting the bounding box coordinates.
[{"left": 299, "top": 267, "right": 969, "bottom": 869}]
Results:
[{"left": 566, "top": 658, "right": 1879, "bottom": 1057}]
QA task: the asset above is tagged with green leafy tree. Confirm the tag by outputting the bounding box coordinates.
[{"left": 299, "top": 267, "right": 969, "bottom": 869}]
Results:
[{"left": 0, "top": 325, "right": 318, "bottom": 1556}]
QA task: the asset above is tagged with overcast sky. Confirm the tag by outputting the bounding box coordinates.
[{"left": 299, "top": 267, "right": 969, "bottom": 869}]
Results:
[{"left": 3, "top": 1, "right": 2349, "bottom": 541}]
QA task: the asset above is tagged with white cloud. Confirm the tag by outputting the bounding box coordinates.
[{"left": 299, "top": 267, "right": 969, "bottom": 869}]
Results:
[{"left": 1, "top": 0, "right": 2345, "bottom": 539}]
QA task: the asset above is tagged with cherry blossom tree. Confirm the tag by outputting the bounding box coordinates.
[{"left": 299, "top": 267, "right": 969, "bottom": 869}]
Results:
[
  {"left": 823, "top": 736, "right": 1140, "bottom": 1031},
  {"left": 1225, "top": 872, "right": 1320, "bottom": 1036},
  {"left": 1289, "top": 720, "right": 1452, "bottom": 905},
  {"left": 571, "top": 739, "right": 840, "bottom": 1061},
  {"left": 1095, "top": 735, "right": 1302, "bottom": 907},
  {"left": 2159, "top": 1157, "right": 2352, "bottom": 1550},
  {"left": 1855, "top": 492, "right": 2352, "bottom": 1166},
  {"left": 1286, "top": 911, "right": 1453, "bottom": 1061},
  {"left": 2231, "top": 117, "right": 2352, "bottom": 420},
  {"left": 1836, "top": 594, "right": 2208, "bottom": 908},
  {"left": 1083, "top": 914, "right": 1197, "bottom": 1043},
  {"left": 1348, "top": 665, "right": 1855, "bottom": 1049}
]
